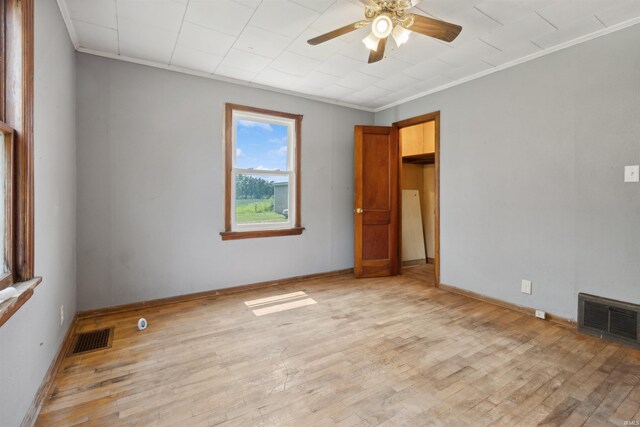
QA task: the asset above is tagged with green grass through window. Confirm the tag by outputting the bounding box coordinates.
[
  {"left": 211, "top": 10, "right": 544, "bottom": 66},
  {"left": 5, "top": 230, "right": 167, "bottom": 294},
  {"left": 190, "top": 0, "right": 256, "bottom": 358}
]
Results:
[{"left": 235, "top": 197, "right": 286, "bottom": 224}]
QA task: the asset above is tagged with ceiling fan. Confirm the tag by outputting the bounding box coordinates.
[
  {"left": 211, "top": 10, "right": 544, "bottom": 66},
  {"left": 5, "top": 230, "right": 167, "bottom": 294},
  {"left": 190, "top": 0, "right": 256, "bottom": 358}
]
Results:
[{"left": 307, "top": 0, "right": 462, "bottom": 64}]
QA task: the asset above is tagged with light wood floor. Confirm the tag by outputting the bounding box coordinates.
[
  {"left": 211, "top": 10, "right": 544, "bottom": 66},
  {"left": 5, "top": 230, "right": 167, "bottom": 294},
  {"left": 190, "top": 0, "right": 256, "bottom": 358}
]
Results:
[{"left": 37, "top": 265, "right": 640, "bottom": 426}]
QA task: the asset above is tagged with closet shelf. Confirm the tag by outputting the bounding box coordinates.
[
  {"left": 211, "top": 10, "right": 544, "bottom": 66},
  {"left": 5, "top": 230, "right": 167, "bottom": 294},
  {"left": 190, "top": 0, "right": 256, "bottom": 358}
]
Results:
[{"left": 402, "top": 152, "right": 435, "bottom": 165}]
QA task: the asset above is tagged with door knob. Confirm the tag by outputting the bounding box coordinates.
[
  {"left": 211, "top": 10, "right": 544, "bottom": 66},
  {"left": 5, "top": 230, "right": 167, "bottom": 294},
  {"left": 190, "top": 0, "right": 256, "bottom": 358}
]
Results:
[{"left": 355, "top": 208, "right": 364, "bottom": 214}]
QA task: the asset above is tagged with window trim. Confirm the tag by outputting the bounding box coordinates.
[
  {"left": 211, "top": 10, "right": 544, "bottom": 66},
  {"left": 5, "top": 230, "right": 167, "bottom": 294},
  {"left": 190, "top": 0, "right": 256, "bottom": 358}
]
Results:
[
  {"left": 4, "top": 0, "right": 34, "bottom": 283},
  {"left": 231, "top": 111, "right": 295, "bottom": 232},
  {"left": 0, "top": 0, "right": 38, "bottom": 329},
  {"left": 221, "top": 103, "right": 303, "bottom": 241}
]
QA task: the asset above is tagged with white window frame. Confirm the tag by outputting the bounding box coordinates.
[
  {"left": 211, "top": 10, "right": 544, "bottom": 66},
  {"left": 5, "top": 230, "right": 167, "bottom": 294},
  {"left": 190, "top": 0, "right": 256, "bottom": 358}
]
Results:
[{"left": 230, "top": 110, "right": 297, "bottom": 232}]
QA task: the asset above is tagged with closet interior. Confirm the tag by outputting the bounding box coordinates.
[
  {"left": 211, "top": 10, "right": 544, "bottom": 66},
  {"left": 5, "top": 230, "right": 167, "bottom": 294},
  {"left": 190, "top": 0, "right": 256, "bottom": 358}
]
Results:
[{"left": 400, "top": 121, "right": 436, "bottom": 266}]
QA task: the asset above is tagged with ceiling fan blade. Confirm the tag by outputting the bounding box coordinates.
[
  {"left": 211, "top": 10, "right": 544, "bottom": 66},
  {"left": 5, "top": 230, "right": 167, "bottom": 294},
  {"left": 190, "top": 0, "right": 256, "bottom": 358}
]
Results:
[
  {"left": 307, "top": 20, "right": 369, "bottom": 46},
  {"left": 403, "top": 13, "right": 462, "bottom": 42},
  {"left": 368, "top": 37, "right": 387, "bottom": 64}
]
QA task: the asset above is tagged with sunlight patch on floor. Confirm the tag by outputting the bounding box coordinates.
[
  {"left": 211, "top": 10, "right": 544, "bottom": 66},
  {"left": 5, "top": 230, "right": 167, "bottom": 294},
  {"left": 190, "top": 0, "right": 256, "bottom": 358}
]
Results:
[{"left": 245, "top": 291, "right": 317, "bottom": 316}]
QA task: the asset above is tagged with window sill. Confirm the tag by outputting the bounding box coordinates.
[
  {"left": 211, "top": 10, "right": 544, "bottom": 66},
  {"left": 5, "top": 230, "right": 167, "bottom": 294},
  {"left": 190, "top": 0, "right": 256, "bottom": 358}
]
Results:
[
  {"left": 0, "top": 277, "right": 43, "bottom": 328},
  {"left": 220, "top": 227, "right": 305, "bottom": 241}
]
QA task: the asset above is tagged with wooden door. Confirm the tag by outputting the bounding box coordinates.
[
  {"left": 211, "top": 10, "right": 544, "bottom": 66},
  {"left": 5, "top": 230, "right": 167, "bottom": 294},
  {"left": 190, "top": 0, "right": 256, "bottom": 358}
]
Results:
[{"left": 354, "top": 126, "right": 400, "bottom": 278}]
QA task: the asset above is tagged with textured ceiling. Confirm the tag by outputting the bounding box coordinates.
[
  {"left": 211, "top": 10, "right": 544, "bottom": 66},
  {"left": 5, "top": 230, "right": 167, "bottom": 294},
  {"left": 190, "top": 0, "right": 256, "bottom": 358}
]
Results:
[{"left": 57, "top": 0, "right": 640, "bottom": 111}]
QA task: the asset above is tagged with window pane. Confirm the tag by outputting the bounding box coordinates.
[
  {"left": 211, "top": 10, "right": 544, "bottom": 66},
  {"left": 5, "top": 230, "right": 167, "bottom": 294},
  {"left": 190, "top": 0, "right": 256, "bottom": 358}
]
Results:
[
  {"left": 0, "top": 133, "right": 5, "bottom": 274},
  {"left": 235, "top": 174, "right": 289, "bottom": 225},
  {"left": 235, "top": 119, "right": 289, "bottom": 171}
]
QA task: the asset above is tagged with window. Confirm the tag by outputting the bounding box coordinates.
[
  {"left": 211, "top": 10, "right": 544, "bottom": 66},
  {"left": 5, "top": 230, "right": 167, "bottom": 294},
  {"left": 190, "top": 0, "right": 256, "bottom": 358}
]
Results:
[
  {"left": 0, "top": 0, "right": 34, "bottom": 290},
  {"left": 221, "top": 104, "right": 303, "bottom": 240},
  {"left": 0, "top": 0, "right": 37, "bottom": 327}
]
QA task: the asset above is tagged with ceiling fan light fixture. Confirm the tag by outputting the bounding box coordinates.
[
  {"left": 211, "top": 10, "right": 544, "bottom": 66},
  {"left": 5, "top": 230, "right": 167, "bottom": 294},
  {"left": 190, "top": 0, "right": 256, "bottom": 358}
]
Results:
[
  {"left": 362, "top": 32, "right": 380, "bottom": 51},
  {"left": 306, "top": 1, "right": 462, "bottom": 64},
  {"left": 371, "top": 14, "right": 393, "bottom": 39},
  {"left": 391, "top": 25, "right": 411, "bottom": 47}
]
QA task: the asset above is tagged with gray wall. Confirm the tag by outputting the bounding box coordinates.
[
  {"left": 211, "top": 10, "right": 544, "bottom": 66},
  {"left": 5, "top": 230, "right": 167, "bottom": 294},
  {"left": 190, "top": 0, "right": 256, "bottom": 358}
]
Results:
[
  {"left": 76, "top": 54, "right": 373, "bottom": 310},
  {"left": 0, "top": 0, "right": 77, "bottom": 426},
  {"left": 376, "top": 25, "right": 640, "bottom": 320}
]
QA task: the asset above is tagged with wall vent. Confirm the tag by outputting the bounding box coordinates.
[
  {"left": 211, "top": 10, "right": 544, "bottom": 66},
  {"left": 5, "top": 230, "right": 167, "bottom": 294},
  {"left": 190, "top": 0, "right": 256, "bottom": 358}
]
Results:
[
  {"left": 578, "top": 293, "right": 639, "bottom": 348},
  {"left": 68, "top": 327, "right": 114, "bottom": 356}
]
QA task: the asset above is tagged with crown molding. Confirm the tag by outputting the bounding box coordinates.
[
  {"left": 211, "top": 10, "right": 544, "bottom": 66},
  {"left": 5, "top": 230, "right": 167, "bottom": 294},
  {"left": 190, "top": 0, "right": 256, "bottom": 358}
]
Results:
[
  {"left": 373, "top": 17, "right": 640, "bottom": 112},
  {"left": 56, "top": 0, "right": 79, "bottom": 49},
  {"left": 75, "top": 47, "right": 376, "bottom": 113},
  {"left": 56, "top": 0, "right": 640, "bottom": 115}
]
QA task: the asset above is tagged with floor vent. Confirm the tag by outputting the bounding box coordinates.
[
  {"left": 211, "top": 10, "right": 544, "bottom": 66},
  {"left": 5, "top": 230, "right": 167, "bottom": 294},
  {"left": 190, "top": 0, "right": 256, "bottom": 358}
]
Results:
[
  {"left": 578, "top": 293, "right": 639, "bottom": 348},
  {"left": 68, "top": 327, "right": 114, "bottom": 356}
]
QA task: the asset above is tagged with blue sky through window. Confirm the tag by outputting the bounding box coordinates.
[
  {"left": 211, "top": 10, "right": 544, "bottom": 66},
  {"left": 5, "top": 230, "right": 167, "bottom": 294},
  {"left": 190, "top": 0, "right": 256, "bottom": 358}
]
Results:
[{"left": 236, "top": 119, "right": 288, "bottom": 172}]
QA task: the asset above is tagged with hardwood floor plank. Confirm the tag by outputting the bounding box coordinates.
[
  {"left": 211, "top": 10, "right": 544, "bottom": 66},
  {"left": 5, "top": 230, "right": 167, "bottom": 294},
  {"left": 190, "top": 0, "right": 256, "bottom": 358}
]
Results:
[
  {"left": 35, "top": 265, "right": 640, "bottom": 426},
  {"left": 610, "top": 383, "right": 640, "bottom": 424},
  {"left": 538, "top": 396, "right": 582, "bottom": 426}
]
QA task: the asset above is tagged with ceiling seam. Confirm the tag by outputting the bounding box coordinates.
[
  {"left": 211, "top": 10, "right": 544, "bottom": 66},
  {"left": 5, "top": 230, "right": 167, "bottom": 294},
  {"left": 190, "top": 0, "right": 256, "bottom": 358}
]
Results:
[
  {"left": 238, "top": 0, "right": 340, "bottom": 90},
  {"left": 478, "top": 38, "right": 503, "bottom": 52},
  {"left": 530, "top": 40, "right": 544, "bottom": 50},
  {"left": 168, "top": 0, "right": 191, "bottom": 67},
  {"left": 115, "top": 0, "right": 121, "bottom": 55},
  {"left": 212, "top": 0, "right": 266, "bottom": 76},
  {"left": 535, "top": 11, "right": 559, "bottom": 30},
  {"left": 472, "top": 6, "right": 504, "bottom": 27},
  {"left": 594, "top": 14, "right": 607, "bottom": 28},
  {"left": 64, "top": 18, "right": 116, "bottom": 31}
]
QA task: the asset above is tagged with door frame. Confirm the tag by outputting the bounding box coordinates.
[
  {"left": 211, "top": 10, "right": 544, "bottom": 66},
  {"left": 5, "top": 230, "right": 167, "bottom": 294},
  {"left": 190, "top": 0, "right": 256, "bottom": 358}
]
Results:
[{"left": 393, "top": 111, "right": 441, "bottom": 286}]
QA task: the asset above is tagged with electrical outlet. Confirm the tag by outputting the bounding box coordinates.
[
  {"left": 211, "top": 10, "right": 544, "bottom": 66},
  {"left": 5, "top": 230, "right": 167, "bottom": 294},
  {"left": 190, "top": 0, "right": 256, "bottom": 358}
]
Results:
[
  {"left": 521, "top": 280, "right": 532, "bottom": 295},
  {"left": 535, "top": 310, "right": 546, "bottom": 319},
  {"left": 60, "top": 305, "right": 64, "bottom": 326},
  {"left": 625, "top": 165, "right": 639, "bottom": 182}
]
